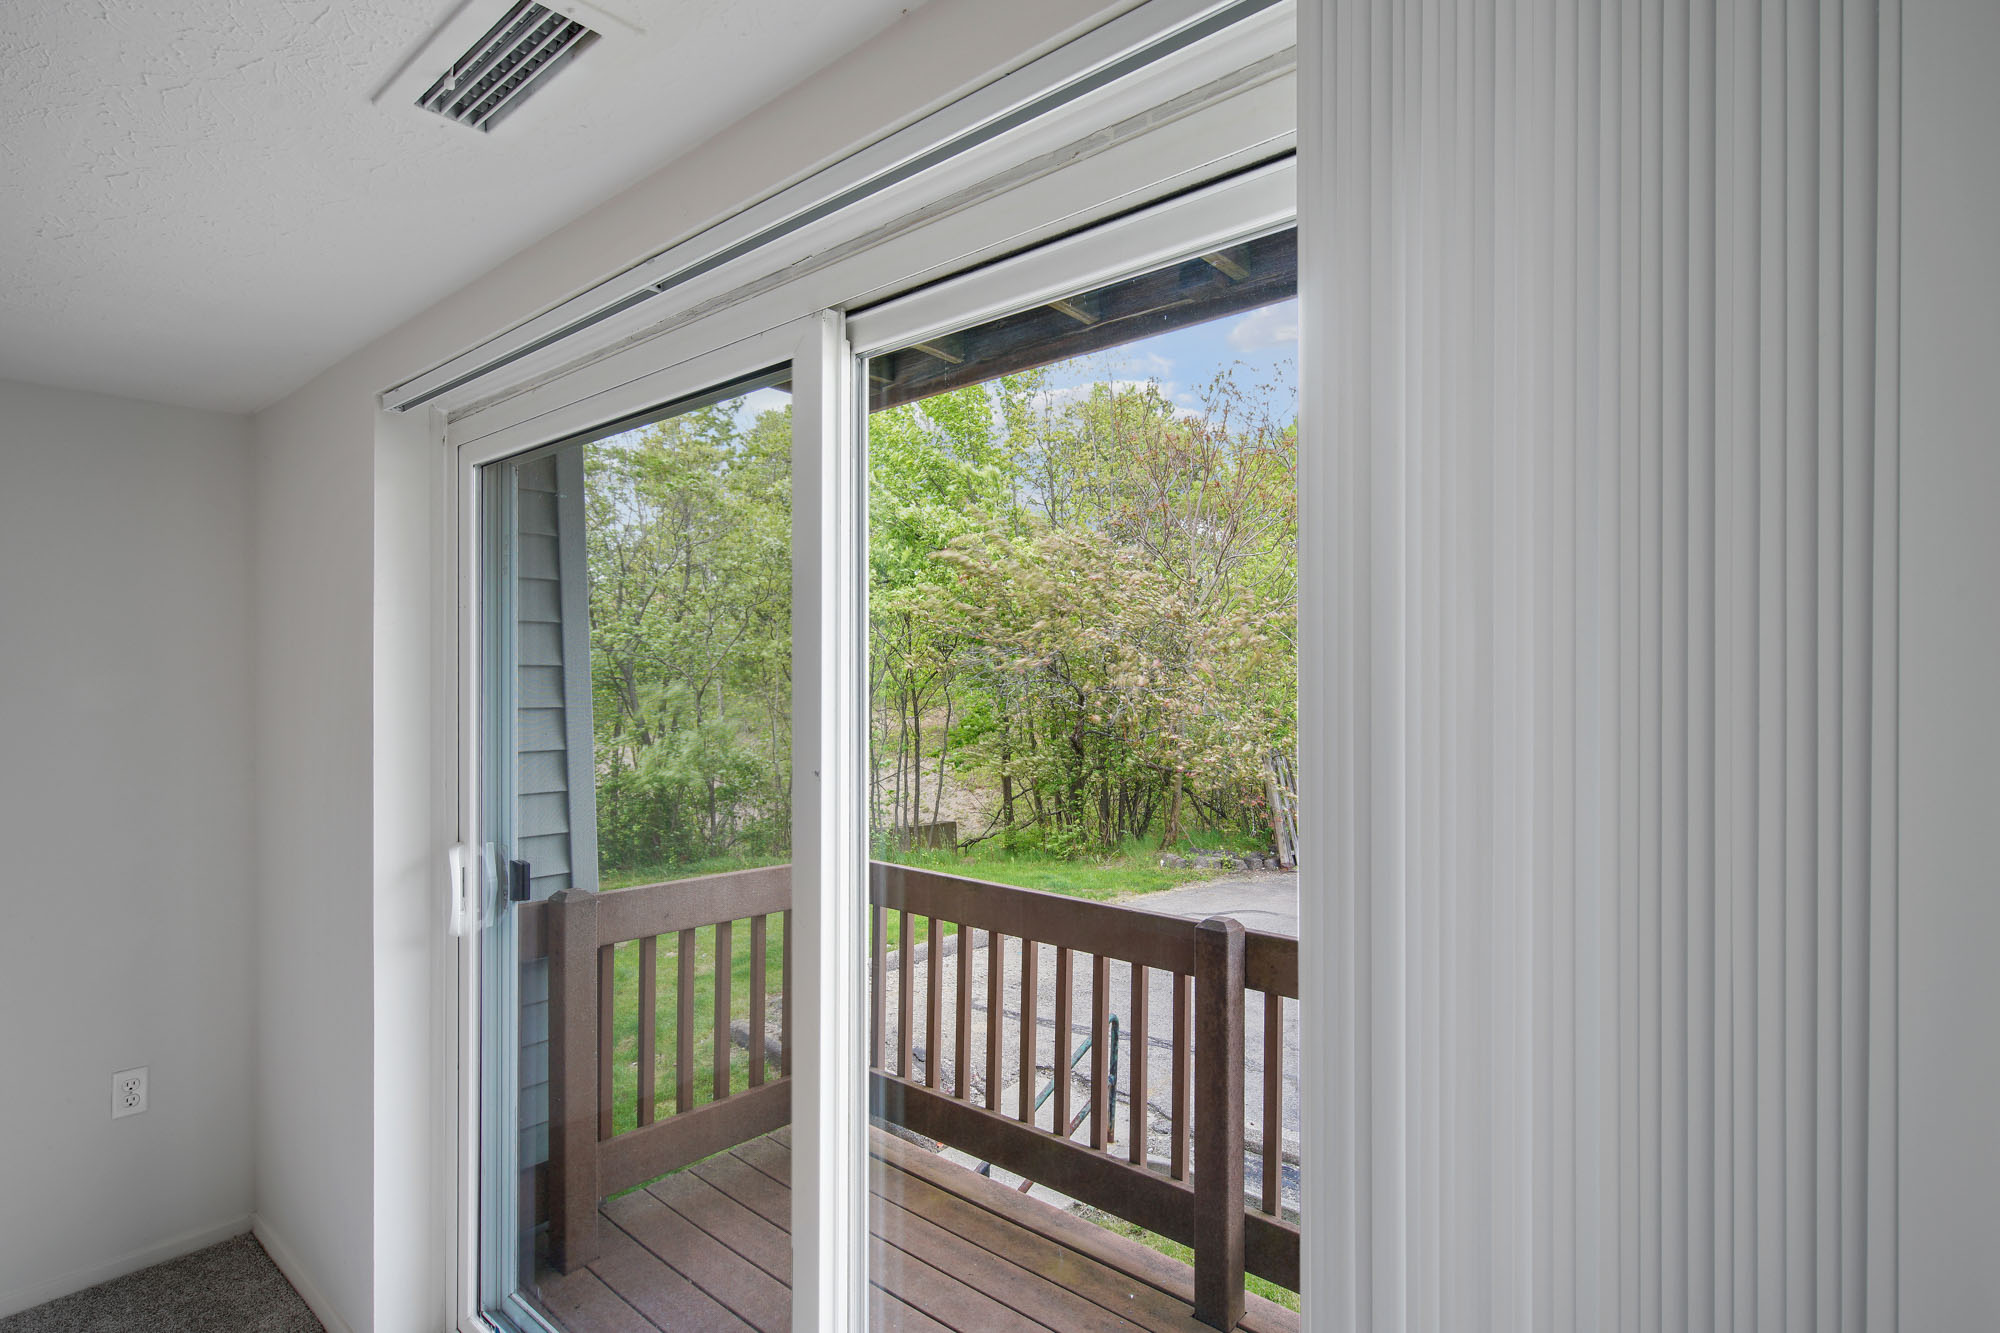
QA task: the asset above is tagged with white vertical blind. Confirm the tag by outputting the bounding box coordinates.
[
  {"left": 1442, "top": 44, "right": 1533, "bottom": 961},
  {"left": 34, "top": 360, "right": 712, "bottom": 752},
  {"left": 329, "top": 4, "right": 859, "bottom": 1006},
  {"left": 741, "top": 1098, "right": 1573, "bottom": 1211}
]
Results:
[{"left": 1296, "top": 2, "right": 1900, "bottom": 1329}]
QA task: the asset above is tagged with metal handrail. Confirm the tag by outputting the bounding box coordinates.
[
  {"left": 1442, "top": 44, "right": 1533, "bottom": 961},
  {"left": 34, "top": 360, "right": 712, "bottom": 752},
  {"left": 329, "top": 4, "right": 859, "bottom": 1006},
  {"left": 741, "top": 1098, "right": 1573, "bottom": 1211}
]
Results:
[{"left": 981, "top": 1014, "right": 1119, "bottom": 1187}]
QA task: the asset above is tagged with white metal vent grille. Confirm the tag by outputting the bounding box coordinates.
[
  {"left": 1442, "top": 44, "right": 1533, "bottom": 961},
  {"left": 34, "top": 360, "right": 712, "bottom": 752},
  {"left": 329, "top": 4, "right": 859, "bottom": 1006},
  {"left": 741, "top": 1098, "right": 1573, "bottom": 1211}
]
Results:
[{"left": 417, "top": 2, "right": 597, "bottom": 132}]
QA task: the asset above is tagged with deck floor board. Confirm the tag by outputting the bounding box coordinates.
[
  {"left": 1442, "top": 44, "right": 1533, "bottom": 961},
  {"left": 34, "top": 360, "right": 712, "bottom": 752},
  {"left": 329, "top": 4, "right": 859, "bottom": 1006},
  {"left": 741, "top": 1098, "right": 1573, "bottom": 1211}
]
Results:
[
  {"left": 648, "top": 1170, "right": 790, "bottom": 1282},
  {"left": 587, "top": 1224, "right": 754, "bottom": 1332},
  {"left": 531, "top": 1127, "right": 1299, "bottom": 1333}
]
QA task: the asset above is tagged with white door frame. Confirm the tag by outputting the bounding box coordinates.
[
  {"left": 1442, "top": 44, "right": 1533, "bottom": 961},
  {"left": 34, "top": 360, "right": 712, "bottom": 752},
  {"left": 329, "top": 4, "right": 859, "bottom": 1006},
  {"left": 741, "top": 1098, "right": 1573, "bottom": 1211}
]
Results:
[{"left": 786, "top": 312, "right": 869, "bottom": 1333}]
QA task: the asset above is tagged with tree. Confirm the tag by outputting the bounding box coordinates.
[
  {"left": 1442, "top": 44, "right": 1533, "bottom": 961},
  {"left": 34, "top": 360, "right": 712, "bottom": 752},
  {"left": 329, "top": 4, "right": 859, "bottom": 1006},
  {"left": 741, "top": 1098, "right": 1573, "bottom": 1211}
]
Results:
[
  {"left": 870, "top": 360, "right": 1298, "bottom": 858},
  {"left": 587, "top": 401, "right": 793, "bottom": 871},
  {"left": 576, "top": 336, "right": 1300, "bottom": 875}
]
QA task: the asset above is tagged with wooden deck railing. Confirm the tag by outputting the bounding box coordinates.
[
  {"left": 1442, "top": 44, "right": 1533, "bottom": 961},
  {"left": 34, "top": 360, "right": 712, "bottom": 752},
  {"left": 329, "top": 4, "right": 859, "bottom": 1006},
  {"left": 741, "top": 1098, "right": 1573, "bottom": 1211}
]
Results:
[
  {"left": 531, "top": 860, "right": 1297, "bottom": 1330},
  {"left": 522, "top": 865, "right": 794, "bottom": 1273},
  {"left": 867, "top": 863, "right": 1299, "bottom": 1329}
]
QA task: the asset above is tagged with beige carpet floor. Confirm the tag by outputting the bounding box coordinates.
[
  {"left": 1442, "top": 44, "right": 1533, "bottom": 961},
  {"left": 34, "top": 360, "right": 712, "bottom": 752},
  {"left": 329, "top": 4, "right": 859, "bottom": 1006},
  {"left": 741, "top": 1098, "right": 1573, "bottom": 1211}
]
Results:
[{"left": 0, "top": 1234, "right": 321, "bottom": 1333}]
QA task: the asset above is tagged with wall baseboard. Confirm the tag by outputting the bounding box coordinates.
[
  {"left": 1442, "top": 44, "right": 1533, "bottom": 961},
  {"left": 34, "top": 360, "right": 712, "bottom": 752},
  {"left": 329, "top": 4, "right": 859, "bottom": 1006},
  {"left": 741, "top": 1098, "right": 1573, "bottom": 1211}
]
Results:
[
  {"left": 0, "top": 1213, "right": 253, "bottom": 1320},
  {"left": 251, "top": 1213, "right": 354, "bottom": 1333}
]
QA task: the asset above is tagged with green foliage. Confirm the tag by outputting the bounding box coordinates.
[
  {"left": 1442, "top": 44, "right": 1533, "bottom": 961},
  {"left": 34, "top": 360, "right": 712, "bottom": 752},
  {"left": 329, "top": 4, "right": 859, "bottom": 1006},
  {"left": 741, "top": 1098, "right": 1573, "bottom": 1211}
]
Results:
[
  {"left": 872, "top": 357, "right": 1298, "bottom": 860},
  {"left": 585, "top": 327, "right": 1300, "bottom": 882},
  {"left": 587, "top": 401, "right": 793, "bottom": 876}
]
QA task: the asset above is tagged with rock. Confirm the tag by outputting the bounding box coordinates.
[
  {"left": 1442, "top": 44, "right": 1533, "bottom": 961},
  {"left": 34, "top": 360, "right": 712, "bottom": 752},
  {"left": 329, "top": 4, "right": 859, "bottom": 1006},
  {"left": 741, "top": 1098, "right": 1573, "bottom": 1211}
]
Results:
[{"left": 1160, "top": 853, "right": 1189, "bottom": 869}]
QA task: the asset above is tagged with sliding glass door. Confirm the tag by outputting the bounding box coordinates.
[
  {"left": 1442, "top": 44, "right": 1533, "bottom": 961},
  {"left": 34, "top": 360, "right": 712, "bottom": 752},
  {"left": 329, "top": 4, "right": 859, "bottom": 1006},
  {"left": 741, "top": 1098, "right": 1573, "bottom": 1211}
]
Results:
[
  {"left": 456, "top": 175, "right": 1301, "bottom": 1333},
  {"left": 854, "top": 225, "right": 1304, "bottom": 1330},
  {"left": 463, "top": 315, "right": 862, "bottom": 1333}
]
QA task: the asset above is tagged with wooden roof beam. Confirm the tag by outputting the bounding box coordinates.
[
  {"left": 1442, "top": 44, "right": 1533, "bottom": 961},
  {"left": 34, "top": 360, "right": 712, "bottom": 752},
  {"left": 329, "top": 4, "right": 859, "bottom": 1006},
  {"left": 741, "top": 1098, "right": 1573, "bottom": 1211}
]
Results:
[
  {"left": 1048, "top": 295, "right": 1102, "bottom": 326},
  {"left": 1200, "top": 250, "right": 1251, "bottom": 282},
  {"left": 911, "top": 336, "right": 965, "bottom": 365}
]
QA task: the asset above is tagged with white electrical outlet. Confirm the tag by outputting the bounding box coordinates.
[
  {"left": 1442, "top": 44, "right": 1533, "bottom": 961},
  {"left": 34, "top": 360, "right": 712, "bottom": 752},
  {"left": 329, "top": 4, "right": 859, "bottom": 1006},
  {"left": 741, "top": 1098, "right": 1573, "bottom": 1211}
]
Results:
[{"left": 112, "top": 1067, "right": 148, "bottom": 1119}]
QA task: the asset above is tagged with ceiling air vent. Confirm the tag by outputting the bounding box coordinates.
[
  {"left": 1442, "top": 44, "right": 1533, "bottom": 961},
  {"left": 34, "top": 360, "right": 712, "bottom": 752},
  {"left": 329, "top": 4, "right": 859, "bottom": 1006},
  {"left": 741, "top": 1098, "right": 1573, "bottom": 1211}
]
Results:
[{"left": 417, "top": 2, "right": 597, "bottom": 132}]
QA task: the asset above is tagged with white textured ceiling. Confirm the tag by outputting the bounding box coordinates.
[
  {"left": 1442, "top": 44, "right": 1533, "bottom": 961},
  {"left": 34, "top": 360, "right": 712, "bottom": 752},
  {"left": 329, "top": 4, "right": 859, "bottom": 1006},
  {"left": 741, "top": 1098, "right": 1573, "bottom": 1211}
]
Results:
[{"left": 0, "top": 0, "right": 920, "bottom": 413}]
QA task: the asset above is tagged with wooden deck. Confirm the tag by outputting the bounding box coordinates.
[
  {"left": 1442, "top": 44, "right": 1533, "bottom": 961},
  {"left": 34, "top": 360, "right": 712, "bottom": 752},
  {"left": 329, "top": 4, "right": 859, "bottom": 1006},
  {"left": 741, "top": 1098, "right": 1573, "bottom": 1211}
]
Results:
[{"left": 532, "top": 1126, "right": 1298, "bottom": 1333}]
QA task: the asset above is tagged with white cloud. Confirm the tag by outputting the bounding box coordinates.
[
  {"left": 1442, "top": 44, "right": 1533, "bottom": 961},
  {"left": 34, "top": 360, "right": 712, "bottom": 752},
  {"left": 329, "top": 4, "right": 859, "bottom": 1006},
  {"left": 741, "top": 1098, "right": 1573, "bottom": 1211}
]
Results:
[
  {"left": 735, "top": 385, "right": 792, "bottom": 418},
  {"left": 1030, "top": 378, "right": 1173, "bottom": 412},
  {"left": 1051, "top": 347, "right": 1174, "bottom": 381},
  {"left": 1226, "top": 302, "right": 1299, "bottom": 353}
]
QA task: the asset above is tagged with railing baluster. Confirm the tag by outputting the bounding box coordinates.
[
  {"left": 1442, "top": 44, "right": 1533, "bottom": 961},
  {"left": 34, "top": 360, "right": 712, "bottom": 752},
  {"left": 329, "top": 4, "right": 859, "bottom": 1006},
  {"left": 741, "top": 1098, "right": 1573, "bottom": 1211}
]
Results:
[
  {"left": 954, "top": 924, "right": 973, "bottom": 1100},
  {"left": 1129, "top": 962, "right": 1148, "bottom": 1166},
  {"left": 676, "top": 927, "right": 695, "bottom": 1114},
  {"left": 925, "top": 916, "right": 943, "bottom": 1089},
  {"left": 1090, "top": 954, "right": 1110, "bottom": 1150},
  {"left": 985, "top": 930, "right": 1004, "bottom": 1111},
  {"left": 713, "top": 919, "right": 733, "bottom": 1101},
  {"left": 749, "top": 915, "right": 767, "bottom": 1088},
  {"left": 1263, "top": 991, "right": 1282, "bottom": 1214},
  {"left": 637, "top": 936, "right": 657, "bottom": 1128},
  {"left": 870, "top": 901, "right": 886, "bottom": 1070},
  {"left": 1053, "top": 946, "right": 1072, "bottom": 1136},
  {"left": 1170, "top": 971, "right": 1190, "bottom": 1180},
  {"left": 780, "top": 909, "right": 792, "bottom": 1077},
  {"left": 1018, "top": 939, "right": 1038, "bottom": 1123},
  {"left": 597, "top": 944, "right": 615, "bottom": 1141},
  {"left": 898, "top": 908, "right": 914, "bottom": 1077}
]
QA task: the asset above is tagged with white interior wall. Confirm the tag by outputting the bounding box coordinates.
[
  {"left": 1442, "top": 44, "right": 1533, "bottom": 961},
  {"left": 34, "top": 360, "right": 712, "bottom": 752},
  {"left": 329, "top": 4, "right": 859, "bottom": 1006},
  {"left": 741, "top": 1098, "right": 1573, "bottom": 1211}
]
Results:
[
  {"left": 1900, "top": 0, "right": 2000, "bottom": 1327},
  {"left": 251, "top": 375, "right": 377, "bottom": 1333},
  {"left": 252, "top": 2, "right": 1136, "bottom": 1329},
  {"left": 0, "top": 378, "right": 255, "bottom": 1318}
]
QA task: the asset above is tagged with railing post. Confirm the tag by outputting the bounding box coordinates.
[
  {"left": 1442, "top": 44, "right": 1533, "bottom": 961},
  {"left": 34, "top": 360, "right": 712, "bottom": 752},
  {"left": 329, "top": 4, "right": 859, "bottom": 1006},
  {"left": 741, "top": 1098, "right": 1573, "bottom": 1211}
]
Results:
[
  {"left": 1193, "top": 916, "right": 1245, "bottom": 1330},
  {"left": 548, "top": 887, "right": 603, "bottom": 1272}
]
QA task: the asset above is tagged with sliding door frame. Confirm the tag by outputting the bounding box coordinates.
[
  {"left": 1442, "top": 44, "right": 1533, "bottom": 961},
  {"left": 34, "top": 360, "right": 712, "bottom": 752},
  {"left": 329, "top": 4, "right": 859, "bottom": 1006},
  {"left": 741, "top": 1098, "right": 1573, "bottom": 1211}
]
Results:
[
  {"left": 443, "top": 165, "right": 1307, "bottom": 1331},
  {"left": 426, "top": 19, "right": 1304, "bottom": 1325},
  {"left": 844, "top": 157, "right": 1293, "bottom": 356},
  {"left": 447, "top": 314, "right": 866, "bottom": 1333},
  {"left": 846, "top": 164, "right": 1306, "bottom": 1322}
]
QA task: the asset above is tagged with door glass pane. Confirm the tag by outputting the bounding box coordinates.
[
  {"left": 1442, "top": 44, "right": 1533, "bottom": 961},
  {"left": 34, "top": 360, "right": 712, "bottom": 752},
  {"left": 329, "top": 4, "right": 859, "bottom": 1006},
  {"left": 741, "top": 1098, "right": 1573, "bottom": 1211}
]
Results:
[
  {"left": 862, "top": 230, "right": 1303, "bottom": 1326},
  {"left": 481, "top": 373, "right": 798, "bottom": 1331}
]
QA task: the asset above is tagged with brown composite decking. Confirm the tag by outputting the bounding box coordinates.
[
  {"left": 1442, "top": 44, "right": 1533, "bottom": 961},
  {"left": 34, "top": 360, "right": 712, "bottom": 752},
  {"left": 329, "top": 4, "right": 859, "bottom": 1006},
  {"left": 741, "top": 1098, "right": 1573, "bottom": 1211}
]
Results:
[{"left": 533, "top": 1126, "right": 1299, "bottom": 1333}]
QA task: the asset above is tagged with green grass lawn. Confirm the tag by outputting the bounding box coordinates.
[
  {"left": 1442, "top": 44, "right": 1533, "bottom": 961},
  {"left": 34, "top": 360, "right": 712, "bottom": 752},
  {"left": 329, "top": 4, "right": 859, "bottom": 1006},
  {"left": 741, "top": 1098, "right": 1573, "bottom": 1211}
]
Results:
[
  {"left": 600, "top": 913, "right": 786, "bottom": 1137},
  {"left": 877, "top": 834, "right": 1222, "bottom": 900},
  {"left": 599, "top": 852, "right": 791, "bottom": 893},
  {"left": 594, "top": 855, "right": 792, "bottom": 1136},
  {"left": 1074, "top": 1206, "right": 1301, "bottom": 1312}
]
